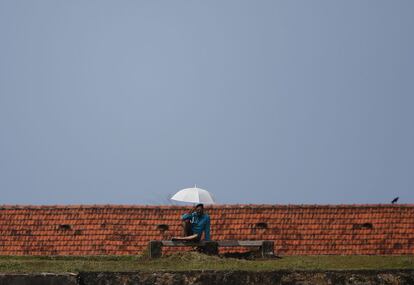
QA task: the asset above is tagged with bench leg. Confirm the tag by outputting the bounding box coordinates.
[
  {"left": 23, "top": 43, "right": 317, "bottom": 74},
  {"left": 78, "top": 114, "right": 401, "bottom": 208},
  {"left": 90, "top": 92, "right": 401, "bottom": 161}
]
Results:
[
  {"left": 261, "top": 241, "right": 274, "bottom": 258},
  {"left": 149, "top": 241, "right": 163, "bottom": 258},
  {"left": 198, "top": 241, "right": 219, "bottom": 255}
]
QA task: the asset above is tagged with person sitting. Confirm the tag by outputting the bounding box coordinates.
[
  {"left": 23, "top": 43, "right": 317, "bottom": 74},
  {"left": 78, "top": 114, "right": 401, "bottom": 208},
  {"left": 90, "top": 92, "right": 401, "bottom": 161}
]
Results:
[{"left": 172, "top": 203, "right": 210, "bottom": 241}]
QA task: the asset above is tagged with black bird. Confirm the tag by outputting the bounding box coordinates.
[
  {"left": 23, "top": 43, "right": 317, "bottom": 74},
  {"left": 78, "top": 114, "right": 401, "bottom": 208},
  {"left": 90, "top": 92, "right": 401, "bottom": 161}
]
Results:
[{"left": 391, "top": 197, "right": 399, "bottom": 204}]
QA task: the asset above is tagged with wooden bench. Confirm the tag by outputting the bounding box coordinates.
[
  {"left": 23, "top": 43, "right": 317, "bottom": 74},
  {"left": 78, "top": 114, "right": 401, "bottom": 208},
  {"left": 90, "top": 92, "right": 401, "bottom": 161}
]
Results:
[{"left": 148, "top": 240, "right": 274, "bottom": 258}]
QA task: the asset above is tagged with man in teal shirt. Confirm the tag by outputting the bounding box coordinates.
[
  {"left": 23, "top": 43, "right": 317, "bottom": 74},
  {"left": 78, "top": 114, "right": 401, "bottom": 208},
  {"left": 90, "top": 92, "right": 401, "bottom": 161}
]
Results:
[{"left": 173, "top": 203, "right": 211, "bottom": 241}]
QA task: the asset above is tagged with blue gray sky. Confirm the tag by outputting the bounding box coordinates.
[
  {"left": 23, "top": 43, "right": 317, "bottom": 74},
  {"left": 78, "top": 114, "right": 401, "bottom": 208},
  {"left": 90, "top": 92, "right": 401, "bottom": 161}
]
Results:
[{"left": 1, "top": 1, "right": 413, "bottom": 205}]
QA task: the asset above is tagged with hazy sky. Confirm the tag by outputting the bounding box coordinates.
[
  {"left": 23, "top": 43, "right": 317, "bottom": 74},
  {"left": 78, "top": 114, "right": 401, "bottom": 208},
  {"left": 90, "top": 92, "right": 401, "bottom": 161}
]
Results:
[{"left": 1, "top": 1, "right": 413, "bottom": 205}]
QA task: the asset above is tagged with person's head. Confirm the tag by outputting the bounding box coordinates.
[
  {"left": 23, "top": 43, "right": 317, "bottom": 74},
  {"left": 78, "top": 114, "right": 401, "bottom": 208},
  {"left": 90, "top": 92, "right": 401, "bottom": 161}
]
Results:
[{"left": 195, "top": 203, "right": 204, "bottom": 215}]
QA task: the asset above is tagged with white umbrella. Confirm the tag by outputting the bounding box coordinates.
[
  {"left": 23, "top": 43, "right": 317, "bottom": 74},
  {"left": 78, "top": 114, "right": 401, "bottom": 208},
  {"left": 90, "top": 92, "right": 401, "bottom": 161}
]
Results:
[{"left": 170, "top": 185, "right": 216, "bottom": 204}]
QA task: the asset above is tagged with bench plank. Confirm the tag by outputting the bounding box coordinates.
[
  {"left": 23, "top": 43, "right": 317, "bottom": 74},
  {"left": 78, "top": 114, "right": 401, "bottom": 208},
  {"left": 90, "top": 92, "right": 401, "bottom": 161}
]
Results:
[
  {"left": 161, "top": 240, "right": 266, "bottom": 247},
  {"left": 150, "top": 240, "right": 274, "bottom": 258},
  {"left": 161, "top": 240, "right": 209, "bottom": 246},
  {"left": 217, "top": 240, "right": 265, "bottom": 247}
]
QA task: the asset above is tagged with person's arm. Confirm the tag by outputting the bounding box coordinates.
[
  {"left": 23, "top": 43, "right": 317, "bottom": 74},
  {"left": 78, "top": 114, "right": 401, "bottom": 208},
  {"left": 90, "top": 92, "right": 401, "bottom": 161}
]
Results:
[
  {"left": 204, "top": 216, "right": 211, "bottom": 241},
  {"left": 181, "top": 207, "right": 196, "bottom": 220}
]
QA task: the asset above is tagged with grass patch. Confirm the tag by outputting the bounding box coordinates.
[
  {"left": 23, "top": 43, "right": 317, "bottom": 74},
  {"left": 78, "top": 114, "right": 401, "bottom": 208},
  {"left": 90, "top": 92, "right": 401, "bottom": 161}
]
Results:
[{"left": 0, "top": 253, "right": 413, "bottom": 273}]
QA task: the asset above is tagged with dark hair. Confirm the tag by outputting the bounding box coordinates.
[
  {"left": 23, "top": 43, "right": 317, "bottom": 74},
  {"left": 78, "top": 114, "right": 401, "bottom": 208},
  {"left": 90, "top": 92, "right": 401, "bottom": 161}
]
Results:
[{"left": 195, "top": 203, "right": 204, "bottom": 208}]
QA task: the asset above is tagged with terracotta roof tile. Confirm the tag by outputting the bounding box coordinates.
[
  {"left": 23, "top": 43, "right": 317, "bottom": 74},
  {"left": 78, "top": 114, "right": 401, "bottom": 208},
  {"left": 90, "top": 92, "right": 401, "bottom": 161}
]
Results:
[{"left": 1, "top": 204, "right": 414, "bottom": 255}]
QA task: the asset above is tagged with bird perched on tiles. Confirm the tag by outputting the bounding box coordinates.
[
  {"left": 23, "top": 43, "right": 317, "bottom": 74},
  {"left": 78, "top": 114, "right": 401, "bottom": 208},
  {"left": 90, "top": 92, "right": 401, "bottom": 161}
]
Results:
[{"left": 391, "top": 197, "right": 399, "bottom": 204}]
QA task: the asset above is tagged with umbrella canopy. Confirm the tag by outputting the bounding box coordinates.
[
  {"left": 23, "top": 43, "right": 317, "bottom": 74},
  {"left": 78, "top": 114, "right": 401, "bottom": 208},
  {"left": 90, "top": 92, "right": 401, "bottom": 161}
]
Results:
[{"left": 170, "top": 186, "right": 215, "bottom": 204}]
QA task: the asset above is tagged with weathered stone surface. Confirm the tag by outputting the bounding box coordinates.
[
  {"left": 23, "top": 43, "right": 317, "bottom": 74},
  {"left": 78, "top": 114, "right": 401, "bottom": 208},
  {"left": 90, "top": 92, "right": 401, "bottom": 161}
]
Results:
[
  {"left": 0, "top": 273, "right": 78, "bottom": 285},
  {"left": 78, "top": 270, "right": 414, "bottom": 285},
  {"left": 1, "top": 270, "right": 413, "bottom": 285}
]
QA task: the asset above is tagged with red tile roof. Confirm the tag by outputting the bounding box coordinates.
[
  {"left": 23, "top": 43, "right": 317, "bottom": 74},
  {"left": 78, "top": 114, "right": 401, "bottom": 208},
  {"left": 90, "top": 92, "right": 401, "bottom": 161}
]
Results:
[{"left": 1, "top": 204, "right": 414, "bottom": 255}]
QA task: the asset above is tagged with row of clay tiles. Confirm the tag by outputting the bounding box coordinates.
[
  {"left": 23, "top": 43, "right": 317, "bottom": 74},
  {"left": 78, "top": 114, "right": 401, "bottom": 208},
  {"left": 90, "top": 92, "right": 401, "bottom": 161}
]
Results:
[{"left": 0, "top": 205, "right": 414, "bottom": 255}]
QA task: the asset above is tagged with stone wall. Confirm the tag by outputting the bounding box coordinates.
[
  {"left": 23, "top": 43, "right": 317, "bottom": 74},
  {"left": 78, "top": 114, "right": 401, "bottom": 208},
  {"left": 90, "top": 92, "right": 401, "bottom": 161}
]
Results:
[
  {"left": 1, "top": 270, "right": 414, "bottom": 285},
  {"left": 0, "top": 273, "right": 78, "bottom": 285}
]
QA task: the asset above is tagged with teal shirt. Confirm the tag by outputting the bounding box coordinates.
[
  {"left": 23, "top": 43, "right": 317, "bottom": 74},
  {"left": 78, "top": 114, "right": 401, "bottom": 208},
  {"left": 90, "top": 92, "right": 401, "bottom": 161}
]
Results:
[{"left": 181, "top": 212, "right": 211, "bottom": 240}]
